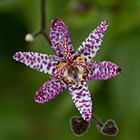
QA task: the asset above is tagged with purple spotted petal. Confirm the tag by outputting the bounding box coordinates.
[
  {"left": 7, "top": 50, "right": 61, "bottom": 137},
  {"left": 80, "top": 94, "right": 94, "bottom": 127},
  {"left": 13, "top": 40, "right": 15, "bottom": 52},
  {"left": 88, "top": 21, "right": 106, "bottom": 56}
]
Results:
[
  {"left": 13, "top": 52, "right": 60, "bottom": 75},
  {"left": 68, "top": 81, "right": 92, "bottom": 122},
  {"left": 35, "top": 78, "right": 67, "bottom": 103},
  {"left": 50, "top": 19, "right": 74, "bottom": 57},
  {"left": 75, "top": 21, "right": 108, "bottom": 62},
  {"left": 86, "top": 61, "right": 121, "bottom": 80}
]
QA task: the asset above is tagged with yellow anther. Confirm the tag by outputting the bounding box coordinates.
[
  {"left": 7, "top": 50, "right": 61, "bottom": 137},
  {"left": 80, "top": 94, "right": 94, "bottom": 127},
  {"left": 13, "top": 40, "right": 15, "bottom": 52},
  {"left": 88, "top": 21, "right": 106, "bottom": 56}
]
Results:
[
  {"left": 76, "top": 56, "right": 84, "bottom": 62},
  {"left": 57, "top": 62, "right": 65, "bottom": 70},
  {"left": 79, "top": 75, "right": 83, "bottom": 81}
]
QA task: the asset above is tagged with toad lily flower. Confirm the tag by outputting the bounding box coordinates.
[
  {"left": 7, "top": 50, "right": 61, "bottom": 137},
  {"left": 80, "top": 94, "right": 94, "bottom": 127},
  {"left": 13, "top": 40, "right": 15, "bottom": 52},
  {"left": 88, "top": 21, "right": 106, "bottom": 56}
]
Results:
[{"left": 13, "top": 19, "right": 121, "bottom": 122}]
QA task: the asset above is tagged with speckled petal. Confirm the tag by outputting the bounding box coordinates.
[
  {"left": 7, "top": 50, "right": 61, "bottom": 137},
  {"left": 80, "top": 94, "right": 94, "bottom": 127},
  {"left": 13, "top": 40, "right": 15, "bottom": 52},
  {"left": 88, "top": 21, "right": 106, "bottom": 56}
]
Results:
[
  {"left": 50, "top": 19, "right": 74, "bottom": 57},
  {"left": 35, "top": 78, "right": 67, "bottom": 103},
  {"left": 86, "top": 61, "right": 121, "bottom": 80},
  {"left": 69, "top": 81, "right": 92, "bottom": 122},
  {"left": 75, "top": 21, "right": 108, "bottom": 62},
  {"left": 13, "top": 52, "right": 60, "bottom": 75}
]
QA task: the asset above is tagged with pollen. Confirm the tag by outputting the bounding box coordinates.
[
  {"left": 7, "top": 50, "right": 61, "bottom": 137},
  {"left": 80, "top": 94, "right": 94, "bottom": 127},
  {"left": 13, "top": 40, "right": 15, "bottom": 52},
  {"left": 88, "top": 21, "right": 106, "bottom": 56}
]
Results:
[
  {"left": 57, "top": 62, "right": 66, "bottom": 70},
  {"left": 76, "top": 56, "right": 84, "bottom": 62}
]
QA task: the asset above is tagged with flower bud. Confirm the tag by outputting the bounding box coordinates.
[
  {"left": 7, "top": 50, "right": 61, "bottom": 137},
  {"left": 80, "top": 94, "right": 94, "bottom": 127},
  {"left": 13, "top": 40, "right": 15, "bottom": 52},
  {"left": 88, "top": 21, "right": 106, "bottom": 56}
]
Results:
[
  {"left": 25, "top": 33, "right": 34, "bottom": 42},
  {"left": 70, "top": 116, "right": 89, "bottom": 136},
  {"left": 101, "top": 119, "right": 118, "bottom": 136}
]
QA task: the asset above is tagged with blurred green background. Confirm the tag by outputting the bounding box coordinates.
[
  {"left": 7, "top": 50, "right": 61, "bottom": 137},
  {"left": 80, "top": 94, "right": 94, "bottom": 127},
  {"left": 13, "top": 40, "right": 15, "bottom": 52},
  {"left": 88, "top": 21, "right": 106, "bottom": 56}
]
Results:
[{"left": 0, "top": 0, "right": 140, "bottom": 140}]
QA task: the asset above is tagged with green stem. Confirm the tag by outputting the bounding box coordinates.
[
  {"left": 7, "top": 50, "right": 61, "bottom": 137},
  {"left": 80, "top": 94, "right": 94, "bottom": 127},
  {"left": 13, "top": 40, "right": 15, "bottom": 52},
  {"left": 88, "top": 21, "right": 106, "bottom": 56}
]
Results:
[
  {"left": 92, "top": 114, "right": 104, "bottom": 127},
  {"left": 31, "top": 0, "right": 51, "bottom": 45}
]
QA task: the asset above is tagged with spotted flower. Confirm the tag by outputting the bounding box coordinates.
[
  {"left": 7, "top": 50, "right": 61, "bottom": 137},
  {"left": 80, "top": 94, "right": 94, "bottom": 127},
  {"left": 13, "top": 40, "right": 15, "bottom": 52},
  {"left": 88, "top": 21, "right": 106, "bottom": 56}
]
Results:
[{"left": 13, "top": 19, "right": 121, "bottom": 122}]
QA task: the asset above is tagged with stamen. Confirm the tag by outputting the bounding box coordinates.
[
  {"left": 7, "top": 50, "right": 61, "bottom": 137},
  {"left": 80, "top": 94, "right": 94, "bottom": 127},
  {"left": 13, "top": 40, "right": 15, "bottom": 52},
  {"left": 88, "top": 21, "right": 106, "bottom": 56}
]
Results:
[{"left": 74, "top": 61, "right": 93, "bottom": 75}]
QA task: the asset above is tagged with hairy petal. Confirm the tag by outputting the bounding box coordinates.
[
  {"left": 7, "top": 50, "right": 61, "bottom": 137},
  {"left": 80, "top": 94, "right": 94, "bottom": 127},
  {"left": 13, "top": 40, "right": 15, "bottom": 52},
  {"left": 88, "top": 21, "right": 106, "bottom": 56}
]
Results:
[
  {"left": 86, "top": 61, "right": 122, "bottom": 80},
  {"left": 13, "top": 52, "right": 60, "bottom": 75},
  {"left": 69, "top": 81, "right": 92, "bottom": 122},
  {"left": 50, "top": 19, "right": 74, "bottom": 57},
  {"left": 75, "top": 21, "right": 108, "bottom": 62},
  {"left": 35, "top": 78, "right": 67, "bottom": 103}
]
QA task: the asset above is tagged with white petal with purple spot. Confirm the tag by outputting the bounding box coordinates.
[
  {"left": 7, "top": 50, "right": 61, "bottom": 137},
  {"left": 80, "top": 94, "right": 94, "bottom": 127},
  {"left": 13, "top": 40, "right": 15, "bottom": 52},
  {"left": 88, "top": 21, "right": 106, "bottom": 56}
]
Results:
[
  {"left": 69, "top": 81, "right": 92, "bottom": 122},
  {"left": 76, "top": 21, "right": 109, "bottom": 62},
  {"left": 50, "top": 19, "right": 74, "bottom": 57},
  {"left": 13, "top": 52, "right": 60, "bottom": 75},
  {"left": 86, "top": 61, "right": 121, "bottom": 80},
  {"left": 35, "top": 78, "right": 67, "bottom": 103}
]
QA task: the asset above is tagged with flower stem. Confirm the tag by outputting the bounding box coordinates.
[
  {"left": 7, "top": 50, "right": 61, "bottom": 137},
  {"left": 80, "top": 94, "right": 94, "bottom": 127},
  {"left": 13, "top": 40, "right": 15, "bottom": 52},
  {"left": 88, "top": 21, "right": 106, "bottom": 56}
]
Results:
[
  {"left": 26, "top": 0, "right": 51, "bottom": 45},
  {"left": 41, "top": 0, "right": 46, "bottom": 30},
  {"left": 91, "top": 114, "right": 103, "bottom": 127},
  {"left": 40, "top": 0, "right": 51, "bottom": 45}
]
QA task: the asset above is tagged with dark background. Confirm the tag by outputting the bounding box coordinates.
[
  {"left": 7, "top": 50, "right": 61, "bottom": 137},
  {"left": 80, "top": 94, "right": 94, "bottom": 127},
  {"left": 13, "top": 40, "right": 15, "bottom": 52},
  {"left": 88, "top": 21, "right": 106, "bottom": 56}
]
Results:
[{"left": 0, "top": 0, "right": 140, "bottom": 140}]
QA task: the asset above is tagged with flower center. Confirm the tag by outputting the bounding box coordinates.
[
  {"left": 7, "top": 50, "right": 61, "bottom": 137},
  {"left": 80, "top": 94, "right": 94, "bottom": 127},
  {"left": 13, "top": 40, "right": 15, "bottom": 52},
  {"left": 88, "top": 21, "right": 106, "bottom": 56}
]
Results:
[{"left": 56, "top": 55, "right": 87, "bottom": 84}]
